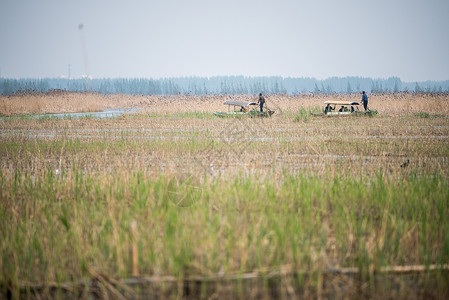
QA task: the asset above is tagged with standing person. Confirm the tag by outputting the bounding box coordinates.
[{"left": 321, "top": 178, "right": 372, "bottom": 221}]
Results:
[
  {"left": 361, "top": 91, "right": 368, "bottom": 111},
  {"left": 258, "top": 93, "right": 266, "bottom": 112}
]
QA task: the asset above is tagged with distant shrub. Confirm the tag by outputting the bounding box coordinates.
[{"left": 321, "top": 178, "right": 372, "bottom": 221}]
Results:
[
  {"left": 365, "top": 110, "right": 378, "bottom": 117},
  {"left": 414, "top": 112, "right": 430, "bottom": 118},
  {"left": 294, "top": 106, "right": 322, "bottom": 121}
]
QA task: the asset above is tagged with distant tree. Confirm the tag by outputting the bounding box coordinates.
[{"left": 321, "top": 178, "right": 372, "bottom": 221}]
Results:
[
  {"left": 371, "top": 81, "right": 376, "bottom": 93},
  {"left": 415, "top": 82, "right": 421, "bottom": 93},
  {"left": 272, "top": 81, "right": 279, "bottom": 94},
  {"left": 346, "top": 82, "right": 352, "bottom": 94},
  {"left": 394, "top": 80, "right": 399, "bottom": 93},
  {"left": 320, "top": 83, "right": 326, "bottom": 94}
]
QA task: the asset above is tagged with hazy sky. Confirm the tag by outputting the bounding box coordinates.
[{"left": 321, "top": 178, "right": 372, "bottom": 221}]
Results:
[{"left": 1, "top": 0, "right": 448, "bottom": 81}]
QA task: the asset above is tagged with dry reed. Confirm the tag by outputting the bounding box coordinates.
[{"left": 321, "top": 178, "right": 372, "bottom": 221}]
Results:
[
  {"left": 1, "top": 92, "right": 448, "bottom": 299},
  {"left": 1, "top": 92, "right": 449, "bottom": 116}
]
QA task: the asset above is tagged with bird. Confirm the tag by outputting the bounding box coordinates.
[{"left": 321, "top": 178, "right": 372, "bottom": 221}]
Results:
[{"left": 400, "top": 159, "right": 410, "bottom": 168}]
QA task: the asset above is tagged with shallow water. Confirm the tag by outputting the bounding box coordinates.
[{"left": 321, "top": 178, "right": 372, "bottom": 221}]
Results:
[
  {"left": 0, "top": 108, "right": 140, "bottom": 121},
  {"left": 34, "top": 108, "right": 140, "bottom": 119}
]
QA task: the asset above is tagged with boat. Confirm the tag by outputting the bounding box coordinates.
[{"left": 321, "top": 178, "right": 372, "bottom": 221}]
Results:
[
  {"left": 324, "top": 101, "right": 361, "bottom": 115},
  {"left": 214, "top": 100, "right": 275, "bottom": 118}
]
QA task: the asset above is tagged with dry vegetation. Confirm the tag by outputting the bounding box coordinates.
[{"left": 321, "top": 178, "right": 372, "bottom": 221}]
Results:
[
  {"left": 1, "top": 92, "right": 448, "bottom": 299},
  {"left": 1, "top": 91, "right": 449, "bottom": 116}
]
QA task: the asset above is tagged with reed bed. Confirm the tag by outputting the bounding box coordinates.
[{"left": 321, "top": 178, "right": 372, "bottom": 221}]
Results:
[
  {"left": 2, "top": 92, "right": 449, "bottom": 116},
  {"left": 1, "top": 93, "right": 448, "bottom": 299}
]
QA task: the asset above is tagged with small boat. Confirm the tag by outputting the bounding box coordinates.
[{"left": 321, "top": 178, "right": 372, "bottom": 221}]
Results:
[
  {"left": 324, "top": 101, "right": 361, "bottom": 115},
  {"left": 214, "top": 100, "right": 275, "bottom": 118}
]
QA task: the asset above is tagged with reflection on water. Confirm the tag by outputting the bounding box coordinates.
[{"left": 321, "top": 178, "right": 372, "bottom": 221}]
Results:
[
  {"left": 0, "top": 108, "right": 140, "bottom": 121},
  {"left": 33, "top": 108, "right": 140, "bottom": 119}
]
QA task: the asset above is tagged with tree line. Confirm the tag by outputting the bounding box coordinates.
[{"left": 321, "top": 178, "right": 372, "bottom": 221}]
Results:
[{"left": 1, "top": 76, "right": 448, "bottom": 95}]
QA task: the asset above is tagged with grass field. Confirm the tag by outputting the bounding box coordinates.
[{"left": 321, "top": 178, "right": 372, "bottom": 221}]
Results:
[{"left": 1, "top": 92, "right": 448, "bottom": 299}]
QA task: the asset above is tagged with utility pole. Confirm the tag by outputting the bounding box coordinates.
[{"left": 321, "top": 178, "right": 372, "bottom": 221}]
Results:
[
  {"left": 68, "top": 64, "right": 71, "bottom": 79},
  {"left": 78, "top": 23, "right": 91, "bottom": 91}
]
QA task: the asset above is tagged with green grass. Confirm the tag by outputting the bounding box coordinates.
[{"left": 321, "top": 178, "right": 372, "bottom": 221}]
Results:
[
  {"left": 1, "top": 112, "right": 448, "bottom": 298},
  {"left": 414, "top": 111, "right": 430, "bottom": 118},
  {"left": 0, "top": 113, "right": 109, "bottom": 122},
  {"left": 139, "top": 111, "right": 216, "bottom": 119},
  {"left": 2, "top": 170, "right": 449, "bottom": 282},
  {"left": 364, "top": 109, "right": 379, "bottom": 117},
  {"left": 294, "top": 106, "right": 323, "bottom": 121}
]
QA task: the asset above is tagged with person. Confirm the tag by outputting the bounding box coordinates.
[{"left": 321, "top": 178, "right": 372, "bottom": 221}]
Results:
[
  {"left": 361, "top": 91, "right": 368, "bottom": 111},
  {"left": 258, "top": 93, "right": 266, "bottom": 112}
]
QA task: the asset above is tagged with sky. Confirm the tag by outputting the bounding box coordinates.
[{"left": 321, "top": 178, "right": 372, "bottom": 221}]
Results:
[{"left": 0, "top": 0, "right": 448, "bottom": 82}]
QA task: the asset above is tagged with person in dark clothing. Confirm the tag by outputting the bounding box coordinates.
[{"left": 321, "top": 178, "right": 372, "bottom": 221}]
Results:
[
  {"left": 258, "top": 93, "right": 266, "bottom": 112},
  {"left": 361, "top": 91, "right": 368, "bottom": 111}
]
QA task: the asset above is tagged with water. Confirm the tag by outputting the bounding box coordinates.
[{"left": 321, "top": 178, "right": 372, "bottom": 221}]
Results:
[
  {"left": 0, "top": 108, "right": 140, "bottom": 121},
  {"left": 33, "top": 108, "right": 140, "bottom": 119}
]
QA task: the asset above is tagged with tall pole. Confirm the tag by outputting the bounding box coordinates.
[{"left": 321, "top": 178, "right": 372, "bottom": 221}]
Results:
[{"left": 78, "top": 23, "right": 91, "bottom": 91}]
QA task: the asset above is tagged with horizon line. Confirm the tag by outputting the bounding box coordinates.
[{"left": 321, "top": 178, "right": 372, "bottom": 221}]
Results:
[{"left": 1, "top": 75, "right": 449, "bottom": 83}]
